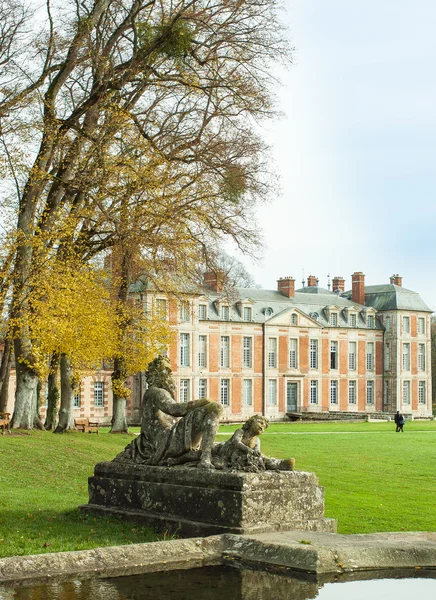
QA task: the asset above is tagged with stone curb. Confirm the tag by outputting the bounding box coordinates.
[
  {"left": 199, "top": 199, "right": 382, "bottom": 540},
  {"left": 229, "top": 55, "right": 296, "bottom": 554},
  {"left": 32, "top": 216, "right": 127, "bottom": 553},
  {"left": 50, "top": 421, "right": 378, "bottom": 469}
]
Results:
[{"left": 0, "top": 536, "right": 223, "bottom": 585}]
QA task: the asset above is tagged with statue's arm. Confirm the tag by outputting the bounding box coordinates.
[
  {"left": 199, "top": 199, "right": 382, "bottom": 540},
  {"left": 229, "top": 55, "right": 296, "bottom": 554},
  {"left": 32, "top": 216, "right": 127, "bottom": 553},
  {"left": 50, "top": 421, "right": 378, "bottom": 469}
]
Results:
[
  {"left": 152, "top": 389, "right": 209, "bottom": 417},
  {"left": 230, "top": 429, "right": 252, "bottom": 454}
]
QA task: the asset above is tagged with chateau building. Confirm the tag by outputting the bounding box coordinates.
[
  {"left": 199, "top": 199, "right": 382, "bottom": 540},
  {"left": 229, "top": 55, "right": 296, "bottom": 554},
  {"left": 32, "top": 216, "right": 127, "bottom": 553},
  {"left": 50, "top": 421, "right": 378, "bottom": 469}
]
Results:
[{"left": 2, "top": 271, "right": 433, "bottom": 423}]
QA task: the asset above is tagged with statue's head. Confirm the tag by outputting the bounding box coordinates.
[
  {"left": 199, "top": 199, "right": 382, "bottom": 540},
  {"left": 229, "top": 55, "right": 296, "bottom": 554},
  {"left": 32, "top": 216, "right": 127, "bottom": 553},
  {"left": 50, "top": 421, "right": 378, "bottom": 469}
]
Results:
[
  {"left": 145, "top": 355, "right": 176, "bottom": 397},
  {"left": 242, "top": 415, "right": 269, "bottom": 436}
]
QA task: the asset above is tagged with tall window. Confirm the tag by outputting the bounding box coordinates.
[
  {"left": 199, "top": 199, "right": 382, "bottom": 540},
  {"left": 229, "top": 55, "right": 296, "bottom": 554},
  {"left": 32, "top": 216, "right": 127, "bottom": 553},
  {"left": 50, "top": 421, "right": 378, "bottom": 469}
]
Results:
[
  {"left": 366, "top": 342, "right": 374, "bottom": 371},
  {"left": 156, "top": 298, "right": 167, "bottom": 318},
  {"left": 220, "top": 336, "right": 230, "bottom": 368},
  {"left": 221, "top": 305, "right": 229, "bottom": 320},
  {"left": 384, "top": 343, "right": 390, "bottom": 371},
  {"left": 348, "top": 380, "right": 356, "bottom": 404},
  {"left": 385, "top": 315, "right": 391, "bottom": 332},
  {"left": 180, "top": 379, "right": 190, "bottom": 402},
  {"left": 349, "top": 313, "right": 356, "bottom": 327},
  {"left": 268, "top": 379, "right": 277, "bottom": 405},
  {"left": 180, "top": 333, "right": 190, "bottom": 367},
  {"left": 94, "top": 382, "right": 104, "bottom": 407},
  {"left": 309, "top": 339, "right": 318, "bottom": 369},
  {"left": 179, "top": 301, "right": 190, "bottom": 322},
  {"left": 198, "top": 335, "right": 207, "bottom": 368},
  {"left": 243, "top": 306, "right": 252, "bottom": 322},
  {"left": 403, "top": 380, "right": 410, "bottom": 404},
  {"left": 348, "top": 342, "right": 356, "bottom": 370},
  {"left": 330, "top": 313, "right": 338, "bottom": 326},
  {"left": 243, "top": 337, "right": 252, "bottom": 368},
  {"left": 198, "top": 304, "right": 207, "bottom": 320},
  {"left": 220, "top": 379, "right": 230, "bottom": 406},
  {"left": 418, "top": 344, "right": 425, "bottom": 371},
  {"left": 403, "top": 316, "right": 410, "bottom": 334},
  {"left": 291, "top": 313, "right": 298, "bottom": 325},
  {"left": 289, "top": 338, "right": 298, "bottom": 368},
  {"left": 366, "top": 381, "right": 374, "bottom": 405},
  {"left": 73, "top": 392, "right": 81, "bottom": 408},
  {"left": 367, "top": 314, "right": 374, "bottom": 328},
  {"left": 243, "top": 379, "right": 253, "bottom": 406},
  {"left": 330, "top": 341, "right": 338, "bottom": 370},
  {"left": 402, "top": 343, "right": 410, "bottom": 371},
  {"left": 268, "top": 338, "right": 277, "bottom": 368},
  {"left": 384, "top": 380, "right": 390, "bottom": 406},
  {"left": 418, "top": 317, "right": 425, "bottom": 334},
  {"left": 419, "top": 381, "right": 426, "bottom": 405},
  {"left": 330, "top": 380, "right": 338, "bottom": 404},
  {"left": 310, "top": 380, "right": 318, "bottom": 404},
  {"left": 198, "top": 379, "right": 207, "bottom": 399}
]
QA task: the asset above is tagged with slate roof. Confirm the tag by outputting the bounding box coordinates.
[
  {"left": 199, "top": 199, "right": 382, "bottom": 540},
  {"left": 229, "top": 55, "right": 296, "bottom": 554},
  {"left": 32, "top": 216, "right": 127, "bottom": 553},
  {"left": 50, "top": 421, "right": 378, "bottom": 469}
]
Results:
[{"left": 342, "top": 284, "right": 432, "bottom": 313}]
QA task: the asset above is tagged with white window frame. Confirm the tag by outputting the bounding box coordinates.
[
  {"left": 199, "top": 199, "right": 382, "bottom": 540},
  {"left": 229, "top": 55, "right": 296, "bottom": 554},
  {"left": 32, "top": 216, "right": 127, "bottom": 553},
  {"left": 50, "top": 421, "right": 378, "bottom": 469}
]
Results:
[
  {"left": 366, "top": 342, "right": 374, "bottom": 371},
  {"left": 418, "top": 381, "right": 426, "bottom": 405},
  {"left": 179, "top": 379, "right": 190, "bottom": 402},
  {"left": 221, "top": 305, "right": 229, "bottom": 320},
  {"left": 267, "top": 379, "right": 277, "bottom": 405},
  {"left": 349, "top": 313, "right": 357, "bottom": 327},
  {"left": 418, "top": 317, "right": 425, "bottom": 334},
  {"left": 289, "top": 338, "right": 298, "bottom": 369},
  {"left": 310, "top": 380, "right": 318, "bottom": 404},
  {"left": 348, "top": 341, "right": 356, "bottom": 370},
  {"left": 179, "top": 300, "right": 190, "bottom": 322},
  {"left": 242, "top": 336, "right": 252, "bottom": 368},
  {"left": 418, "top": 343, "right": 425, "bottom": 371},
  {"left": 268, "top": 338, "right": 277, "bottom": 368},
  {"left": 198, "top": 379, "right": 207, "bottom": 399},
  {"left": 402, "top": 343, "right": 410, "bottom": 371},
  {"left": 348, "top": 380, "right": 356, "bottom": 404},
  {"left": 220, "top": 336, "right": 230, "bottom": 368},
  {"left": 243, "top": 379, "right": 253, "bottom": 406},
  {"left": 403, "top": 316, "right": 410, "bottom": 334},
  {"left": 330, "top": 340, "right": 338, "bottom": 370},
  {"left": 366, "top": 380, "right": 374, "bottom": 405},
  {"left": 156, "top": 298, "right": 167, "bottom": 319},
  {"left": 73, "top": 391, "right": 81, "bottom": 408},
  {"left": 330, "top": 313, "right": 338, "bottom": 326},
  {"left": 180, "top": 333, "right": 190, "bottom": 367},
  {"left": 403, "top": 380, "right": 411, "bottom": 404},
  {"left": 220, "top": 379, "right": 230, "bottom": 406},
  {"left": 367, "top": 314, "right": 374, "bottom": 328},
  {"left": 94, "top": 382, "right": 104, "bottom": 407},
  {"left": 198, "top": 335, "right": 207, "bottom": 368},
  {"left": 291, "top": 313, "right": 298, "bottom": 325},
  {"left": 198, "top": 304, "right": 207, "bottom": 320},
  {"left": 309, "top": 339, "right": 318, "bottom": 370},
  {"left": 243, "top": 306, "right": 252, "bottom": 322},
  {"left": 330, "top": 380, "right": 338, "bottom": 405},
  {"left": 384, "top": 343, "right": 390, "bottom": 371}
]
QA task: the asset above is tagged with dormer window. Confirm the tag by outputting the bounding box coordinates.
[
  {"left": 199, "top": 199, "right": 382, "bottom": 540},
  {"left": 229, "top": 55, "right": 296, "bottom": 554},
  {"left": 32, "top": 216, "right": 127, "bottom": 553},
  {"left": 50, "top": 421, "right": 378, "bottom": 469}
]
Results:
[
  {"left": 243, "top": 306, "right": 252, "bottom": 321},
  {"left": 310, "top": 312, "right": 319, "bottom": 321},
  {"left": 367, "top": 314, "right": 375, "bottom": 329},
  {"left": 221, "top": 305, "right": 229, "bottom": 320},
  {"left": 198, "top": 304, "right": 207, "bottom": 320},
  {"left": 264, "top": 307, "right": 273, "bottom": 317},
  {"left": 330, "top": 313, "right": 338, "bottom": 326},
  {"left": 291, "top": 313, "right": 298, "bottom": 325},
  {"left": 179, "top": 301, "right": 190, "bottom": 322},
  {"left": 349, "top": 313, "right": 356, "bottom": 327}
]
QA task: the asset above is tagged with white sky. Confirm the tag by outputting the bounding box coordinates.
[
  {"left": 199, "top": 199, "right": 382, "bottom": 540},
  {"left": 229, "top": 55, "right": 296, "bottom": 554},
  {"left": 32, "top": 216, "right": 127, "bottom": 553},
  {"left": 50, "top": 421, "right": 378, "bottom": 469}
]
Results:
[{"left": 237, "top": 0, "right": 436, "bottom": 310}]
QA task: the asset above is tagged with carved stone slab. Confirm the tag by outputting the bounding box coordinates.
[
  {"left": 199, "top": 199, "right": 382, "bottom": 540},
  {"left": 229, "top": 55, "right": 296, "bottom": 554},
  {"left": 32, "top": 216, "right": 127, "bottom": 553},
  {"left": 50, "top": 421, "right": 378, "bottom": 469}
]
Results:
[{"left": 80, "top": 462, "right": 337, "bottom": 537}]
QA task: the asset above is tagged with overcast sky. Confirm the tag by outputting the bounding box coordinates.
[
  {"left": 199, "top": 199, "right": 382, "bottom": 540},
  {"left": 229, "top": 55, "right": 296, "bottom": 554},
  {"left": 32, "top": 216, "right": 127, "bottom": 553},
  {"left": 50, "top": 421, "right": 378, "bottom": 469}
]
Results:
[{"left": 238, "top": 0, "right": 436, "bottom": 309}]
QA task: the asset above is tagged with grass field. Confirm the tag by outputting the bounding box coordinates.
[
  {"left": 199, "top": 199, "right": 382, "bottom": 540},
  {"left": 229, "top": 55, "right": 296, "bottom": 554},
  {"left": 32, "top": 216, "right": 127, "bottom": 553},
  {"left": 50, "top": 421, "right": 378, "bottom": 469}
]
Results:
[{"left": 1, "top": 420, "right": 436, "bottom": 558}]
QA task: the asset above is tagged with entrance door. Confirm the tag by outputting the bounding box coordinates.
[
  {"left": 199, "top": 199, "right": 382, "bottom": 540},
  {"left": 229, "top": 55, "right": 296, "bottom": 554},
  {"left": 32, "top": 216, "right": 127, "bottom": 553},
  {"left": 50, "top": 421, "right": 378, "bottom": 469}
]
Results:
[{"left": 286, "top": 382, "right": 298, "bottom": 412}]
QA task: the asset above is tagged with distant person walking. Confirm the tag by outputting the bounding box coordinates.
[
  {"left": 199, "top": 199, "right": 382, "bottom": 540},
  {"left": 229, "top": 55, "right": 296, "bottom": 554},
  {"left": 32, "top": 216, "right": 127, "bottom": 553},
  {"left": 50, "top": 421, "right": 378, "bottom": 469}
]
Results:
[{"left": 394, "top": 411, "right": 405, "bottom": 433}]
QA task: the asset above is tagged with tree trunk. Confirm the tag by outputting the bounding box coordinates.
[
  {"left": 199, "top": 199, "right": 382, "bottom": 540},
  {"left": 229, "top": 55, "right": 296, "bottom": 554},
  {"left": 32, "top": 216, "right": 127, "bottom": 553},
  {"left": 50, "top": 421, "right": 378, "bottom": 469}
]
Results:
[
  {"left": 0, "top": 338, "right": 12, "bottom": 413},
  {"left": 11, "top": 350, "right": 39, "bottom": 429},
  {"left": 54, "top": 354, "right": 75, "bottom": 433},
  {"left": 110, "top": 356, "right": 128, "bottom": 433},
  {"left": 45, "top": 354, "right": 60, "bottom": 430}
]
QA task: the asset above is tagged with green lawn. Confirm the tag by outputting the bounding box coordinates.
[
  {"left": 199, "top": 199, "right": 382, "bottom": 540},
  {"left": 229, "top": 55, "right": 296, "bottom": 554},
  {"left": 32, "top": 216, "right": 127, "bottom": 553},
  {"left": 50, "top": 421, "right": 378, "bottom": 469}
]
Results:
[{"left": 1, "top": 421, "right": 436, "bottom": 558}]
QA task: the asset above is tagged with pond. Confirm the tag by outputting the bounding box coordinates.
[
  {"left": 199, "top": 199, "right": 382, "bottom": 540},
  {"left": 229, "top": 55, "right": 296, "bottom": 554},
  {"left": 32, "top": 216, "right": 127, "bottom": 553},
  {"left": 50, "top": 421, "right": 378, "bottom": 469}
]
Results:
[{"left": 1, "top": 566, "right": 436, "bottom": 600}]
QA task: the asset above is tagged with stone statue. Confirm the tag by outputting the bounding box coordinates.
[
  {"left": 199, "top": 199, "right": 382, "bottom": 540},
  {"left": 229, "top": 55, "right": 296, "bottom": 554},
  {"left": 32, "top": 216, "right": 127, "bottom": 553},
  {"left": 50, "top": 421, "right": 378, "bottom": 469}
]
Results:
[
  {"left": 115, "top": 356, "right": 295, "bottom": 472},
  {"left": 114, "top": 356, "right": 222, "bottom": 469}
]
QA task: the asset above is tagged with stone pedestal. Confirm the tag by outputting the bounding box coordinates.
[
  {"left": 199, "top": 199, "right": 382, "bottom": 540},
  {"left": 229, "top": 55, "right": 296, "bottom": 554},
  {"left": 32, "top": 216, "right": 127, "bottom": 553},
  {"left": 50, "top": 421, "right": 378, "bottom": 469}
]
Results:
[{"left": 80, "top": 462, "right": 336, "bottom": 537}]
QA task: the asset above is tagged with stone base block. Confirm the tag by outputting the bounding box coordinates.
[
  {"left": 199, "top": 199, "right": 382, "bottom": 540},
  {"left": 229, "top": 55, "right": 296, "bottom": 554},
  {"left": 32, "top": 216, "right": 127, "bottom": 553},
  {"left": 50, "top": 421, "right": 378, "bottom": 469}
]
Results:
[{"left": 80, "top": 462, "right": 336, "bottom": 537}]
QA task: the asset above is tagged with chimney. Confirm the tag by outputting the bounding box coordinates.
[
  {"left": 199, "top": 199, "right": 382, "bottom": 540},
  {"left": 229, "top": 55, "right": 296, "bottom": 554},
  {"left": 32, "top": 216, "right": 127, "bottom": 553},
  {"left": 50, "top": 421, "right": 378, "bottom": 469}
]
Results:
[
  {"left": 203, "top": 270, "right": 224, "bottom": 292},
  {"left": 277, "top": 276, "right": 295, "bottom": 298},
  {"left": 332, "top": 276, "right": 345, "bottom": 293},
  {"left": 307, "top": 275, "right": 317, "bottom": 287},
  {"left": 389, "top": 274, "right": 402, "bottom": 287},
  {"left": 351, "top": 271, "right": 365, "bottom": 305}
]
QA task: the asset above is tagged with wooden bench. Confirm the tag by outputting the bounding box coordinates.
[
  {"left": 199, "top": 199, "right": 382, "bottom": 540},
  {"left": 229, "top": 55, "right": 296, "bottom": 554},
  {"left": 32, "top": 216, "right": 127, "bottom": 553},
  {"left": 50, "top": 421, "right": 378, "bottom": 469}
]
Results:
[
  {"left": 0, "top": 412, "right": 11, "bottom": 435},
  {"left": 74, "top": 418, "right": 99, "bottom": 434}
]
